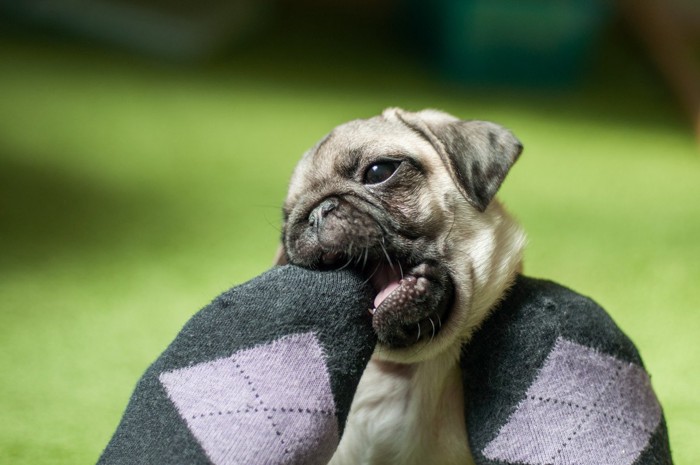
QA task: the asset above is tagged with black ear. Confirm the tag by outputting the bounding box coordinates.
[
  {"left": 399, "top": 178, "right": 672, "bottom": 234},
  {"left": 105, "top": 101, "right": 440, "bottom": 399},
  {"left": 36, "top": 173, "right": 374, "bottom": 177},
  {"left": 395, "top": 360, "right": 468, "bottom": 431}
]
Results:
[{"left": 395, "top": 110, "right": 523, "bottom": 212}]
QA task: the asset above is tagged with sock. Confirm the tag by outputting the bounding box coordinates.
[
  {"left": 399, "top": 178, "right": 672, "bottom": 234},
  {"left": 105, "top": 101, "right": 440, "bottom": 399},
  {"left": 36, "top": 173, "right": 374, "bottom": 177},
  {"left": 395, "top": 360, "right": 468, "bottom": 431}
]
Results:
[
  {"left": 97, "top": 265, "right": 376, "bottom": 465},
  {"left": 461, "top": 275, "right": 672, "bottom": 465}
]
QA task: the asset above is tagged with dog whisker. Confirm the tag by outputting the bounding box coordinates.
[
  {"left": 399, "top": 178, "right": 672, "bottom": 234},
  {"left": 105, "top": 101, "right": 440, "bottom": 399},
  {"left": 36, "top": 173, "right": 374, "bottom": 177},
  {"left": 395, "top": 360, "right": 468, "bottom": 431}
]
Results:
[
  {"left": 429, "top": 317, "right": 436, "bottom": 343},
  {"left": 379, "top": 241, "right": 394, "bottom": 270},
  {"left": 436, "top": 313, "right": 442, "bottom": 329},
  {"left": 263, "top": 218, "right": 283, "bottom": 234},
  {"left": 416, "top": 322, "right": 421, "bottom": 343},
  {"left": 361, "top": 261, "right": 382, "bottom": 286},
  {"left": 338, "top": 254, "right": 355, "bottom": 271},
  {"left": 407, "top": 335, "right": 425, "bottom": 358}
]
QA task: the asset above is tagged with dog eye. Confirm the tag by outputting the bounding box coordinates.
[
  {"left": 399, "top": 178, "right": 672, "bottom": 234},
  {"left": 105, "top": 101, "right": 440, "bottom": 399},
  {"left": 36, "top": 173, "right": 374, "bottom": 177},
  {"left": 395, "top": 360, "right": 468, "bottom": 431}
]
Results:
[{"left": 364, "top": 161, "right": 400, "bottom": 185}]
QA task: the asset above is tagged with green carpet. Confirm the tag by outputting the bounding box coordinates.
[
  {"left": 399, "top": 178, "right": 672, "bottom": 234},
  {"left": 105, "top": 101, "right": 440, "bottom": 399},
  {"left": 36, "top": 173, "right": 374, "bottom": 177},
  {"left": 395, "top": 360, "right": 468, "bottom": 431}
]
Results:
[{"left": 0, "top": 25, "right": 698, "bottom": 464}]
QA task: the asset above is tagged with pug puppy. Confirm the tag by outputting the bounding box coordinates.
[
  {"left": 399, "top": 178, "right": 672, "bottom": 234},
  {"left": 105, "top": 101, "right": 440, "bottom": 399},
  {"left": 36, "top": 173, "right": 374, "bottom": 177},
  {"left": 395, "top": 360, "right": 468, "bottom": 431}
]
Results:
[{"left": 276, "top": 108, "right": 526, "bottom": 464}]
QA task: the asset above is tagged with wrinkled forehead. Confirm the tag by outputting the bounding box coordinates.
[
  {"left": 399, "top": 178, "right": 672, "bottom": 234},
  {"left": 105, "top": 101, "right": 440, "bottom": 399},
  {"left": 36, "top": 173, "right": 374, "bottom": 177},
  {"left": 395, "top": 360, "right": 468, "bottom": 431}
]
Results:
[
  {"left": 300, "top": 116, "right": 432, "bottom": 175},
  {"left": 286, "top": 116, "right": 435, "bottom": 201},
  {"left": 317, "top": 117, "right": 423, "bottom": 158}
]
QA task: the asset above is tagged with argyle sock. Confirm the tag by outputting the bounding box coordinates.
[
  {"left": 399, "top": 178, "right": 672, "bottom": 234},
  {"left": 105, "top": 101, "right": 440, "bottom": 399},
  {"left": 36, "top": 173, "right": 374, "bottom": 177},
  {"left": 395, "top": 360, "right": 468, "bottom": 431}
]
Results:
[
  {"left": 461, "top": 275, "right": 673, "bottom": 465},
  {"left": 97, "top": 265, "right": 376, "bottom": 465}
]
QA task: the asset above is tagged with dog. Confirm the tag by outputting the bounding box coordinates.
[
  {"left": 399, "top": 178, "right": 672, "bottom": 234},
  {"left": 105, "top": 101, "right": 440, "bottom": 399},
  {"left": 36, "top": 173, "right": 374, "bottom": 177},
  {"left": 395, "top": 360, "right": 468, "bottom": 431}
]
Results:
[{"left": 275, "top": 108, "right": 526, "bottom": 464}]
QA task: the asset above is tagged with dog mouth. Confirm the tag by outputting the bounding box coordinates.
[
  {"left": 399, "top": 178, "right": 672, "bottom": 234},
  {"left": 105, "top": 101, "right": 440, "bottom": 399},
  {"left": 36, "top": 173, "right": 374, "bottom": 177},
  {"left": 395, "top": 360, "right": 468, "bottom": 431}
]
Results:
[
  {"left": 348, "top": 256, "right": 454, "bottom": 349},
  {"left": 294, "top": 197, "right": 454, "bottom": 349},
  {"left": 368, "top": 262, "right": 403, "bottom": 311}
]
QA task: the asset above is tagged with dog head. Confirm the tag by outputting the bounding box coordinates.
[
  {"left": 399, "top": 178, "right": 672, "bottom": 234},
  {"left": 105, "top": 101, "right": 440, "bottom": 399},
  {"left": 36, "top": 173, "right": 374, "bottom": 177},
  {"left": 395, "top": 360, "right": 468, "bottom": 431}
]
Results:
[{"left": 277, "top": 108, "right": 526, "bottom": 362}]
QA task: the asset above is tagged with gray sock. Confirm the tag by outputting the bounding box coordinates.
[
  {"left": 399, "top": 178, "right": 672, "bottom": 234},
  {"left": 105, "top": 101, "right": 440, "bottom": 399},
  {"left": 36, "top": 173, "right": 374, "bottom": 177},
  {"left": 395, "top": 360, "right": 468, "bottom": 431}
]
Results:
[
  {"left": 462, "top": 275, "right": 673, "bottom": 465},
  {"left": 97, "top": 265, "right": 376, "bottom": 465}
]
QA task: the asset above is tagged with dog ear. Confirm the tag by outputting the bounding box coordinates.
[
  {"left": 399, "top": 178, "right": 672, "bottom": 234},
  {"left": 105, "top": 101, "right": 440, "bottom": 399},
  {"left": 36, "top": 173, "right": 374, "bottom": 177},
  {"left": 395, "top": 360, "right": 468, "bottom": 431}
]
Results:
[{"left": 394, "top": 109, "right": 523, "bottom": 212}]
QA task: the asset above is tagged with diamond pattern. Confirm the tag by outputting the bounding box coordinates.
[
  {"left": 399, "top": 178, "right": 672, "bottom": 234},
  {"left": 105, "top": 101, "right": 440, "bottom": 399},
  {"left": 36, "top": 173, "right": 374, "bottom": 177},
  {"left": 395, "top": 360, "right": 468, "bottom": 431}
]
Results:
[
  {"left": 483, "top": 337, "right": 661, "bottom": 465},
  {"left": 159, "top": 332, "right": 338, "bottom": 465}
]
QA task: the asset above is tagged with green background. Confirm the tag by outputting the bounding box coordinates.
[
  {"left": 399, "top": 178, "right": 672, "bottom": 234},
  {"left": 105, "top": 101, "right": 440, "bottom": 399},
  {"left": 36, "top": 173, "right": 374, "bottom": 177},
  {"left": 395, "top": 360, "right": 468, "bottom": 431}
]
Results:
[{"left": 1, "top": 23, "right": 698, "bottom": 464}]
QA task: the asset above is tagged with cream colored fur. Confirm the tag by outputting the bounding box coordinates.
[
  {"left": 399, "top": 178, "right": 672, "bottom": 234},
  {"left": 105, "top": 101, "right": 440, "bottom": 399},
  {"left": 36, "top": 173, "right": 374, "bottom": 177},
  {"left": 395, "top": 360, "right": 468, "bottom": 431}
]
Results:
[
  {"left": 280, "top": 108, "right": 526, "bottom": 464},
  {"left": 331, "top": 197, "right": 525, "bottom": 465}
]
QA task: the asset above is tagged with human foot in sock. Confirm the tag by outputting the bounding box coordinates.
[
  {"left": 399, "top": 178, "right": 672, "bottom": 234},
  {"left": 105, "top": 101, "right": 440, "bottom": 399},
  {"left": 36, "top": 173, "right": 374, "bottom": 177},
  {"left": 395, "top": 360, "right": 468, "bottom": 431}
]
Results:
[{"left": 97, "top": 265, "right": 377, "bottom": 465}]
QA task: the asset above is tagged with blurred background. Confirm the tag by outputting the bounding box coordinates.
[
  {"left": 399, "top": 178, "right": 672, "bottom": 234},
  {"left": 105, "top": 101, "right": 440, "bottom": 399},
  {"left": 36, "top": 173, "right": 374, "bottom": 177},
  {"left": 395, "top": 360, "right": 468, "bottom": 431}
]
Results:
[{"left": 0, "top": 0, "right": 698, "bottom": 463}]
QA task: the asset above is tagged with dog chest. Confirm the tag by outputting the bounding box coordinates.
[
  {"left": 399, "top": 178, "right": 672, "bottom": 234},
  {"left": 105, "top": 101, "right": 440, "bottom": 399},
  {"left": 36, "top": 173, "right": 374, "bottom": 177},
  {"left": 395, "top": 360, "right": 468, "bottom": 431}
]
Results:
[{"left": 330, "top": 356, "right": 473, "bottom": 465}]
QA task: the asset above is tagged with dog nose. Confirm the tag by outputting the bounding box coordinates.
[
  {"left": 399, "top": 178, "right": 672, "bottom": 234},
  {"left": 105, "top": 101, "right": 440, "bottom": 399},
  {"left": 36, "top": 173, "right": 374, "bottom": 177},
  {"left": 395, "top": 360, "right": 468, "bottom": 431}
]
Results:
[{"left": 308, "top": 198, "right": 339, "bottom": 229}]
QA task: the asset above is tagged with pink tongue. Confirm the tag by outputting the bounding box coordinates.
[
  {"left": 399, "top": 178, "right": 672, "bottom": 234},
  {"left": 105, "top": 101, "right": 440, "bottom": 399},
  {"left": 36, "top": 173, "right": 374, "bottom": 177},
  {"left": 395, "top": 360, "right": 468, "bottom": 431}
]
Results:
[{"left": 374, "top": 280, "right": 401, "bottom": 309}]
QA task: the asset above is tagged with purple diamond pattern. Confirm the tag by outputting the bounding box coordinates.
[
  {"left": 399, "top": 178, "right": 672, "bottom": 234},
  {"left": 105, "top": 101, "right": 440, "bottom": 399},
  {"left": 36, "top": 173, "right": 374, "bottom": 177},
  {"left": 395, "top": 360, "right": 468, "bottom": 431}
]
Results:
[
  {"left": 159, "top": 332, "right": 338, "bottom": 465},
  {"left": 483, "top": 337, "right": 662, "bottom": 465}
]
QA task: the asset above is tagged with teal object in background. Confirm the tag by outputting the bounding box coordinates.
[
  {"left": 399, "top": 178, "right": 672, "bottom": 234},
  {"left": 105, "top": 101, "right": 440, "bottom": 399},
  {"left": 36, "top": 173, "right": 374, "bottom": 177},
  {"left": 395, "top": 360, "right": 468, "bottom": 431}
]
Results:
[{"left": 406, "top": 0, "right": 611, "bottom": 85}]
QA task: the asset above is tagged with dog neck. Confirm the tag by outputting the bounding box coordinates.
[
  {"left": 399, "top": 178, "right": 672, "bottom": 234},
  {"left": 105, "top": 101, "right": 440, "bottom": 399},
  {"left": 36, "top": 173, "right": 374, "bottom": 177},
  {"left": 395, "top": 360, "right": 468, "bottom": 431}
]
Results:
[{"left": 453, "top": 198, "right": 527, "bottom": 341}]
